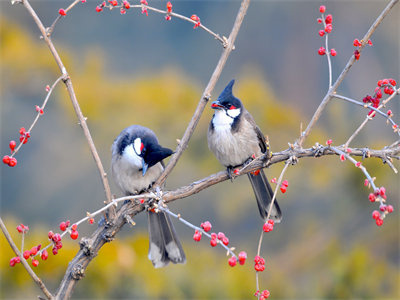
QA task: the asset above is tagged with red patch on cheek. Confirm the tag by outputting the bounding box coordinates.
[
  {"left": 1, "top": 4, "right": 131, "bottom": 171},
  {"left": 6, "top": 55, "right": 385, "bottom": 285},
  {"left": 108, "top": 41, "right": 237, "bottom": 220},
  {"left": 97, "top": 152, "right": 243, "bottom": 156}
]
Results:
[
  {"left": 230, "top": 105, "right": 237, "bottom": 110},
  {"left": 140, "top": 143, "right": 144, "bottom": 152}
]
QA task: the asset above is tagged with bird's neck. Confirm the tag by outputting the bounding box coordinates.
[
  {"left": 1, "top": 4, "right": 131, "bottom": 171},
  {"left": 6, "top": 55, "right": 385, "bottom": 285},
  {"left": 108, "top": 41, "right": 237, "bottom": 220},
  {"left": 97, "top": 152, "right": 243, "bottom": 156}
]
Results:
[{"left": 212, "top": 109, "right": 241, "bottom": 129}]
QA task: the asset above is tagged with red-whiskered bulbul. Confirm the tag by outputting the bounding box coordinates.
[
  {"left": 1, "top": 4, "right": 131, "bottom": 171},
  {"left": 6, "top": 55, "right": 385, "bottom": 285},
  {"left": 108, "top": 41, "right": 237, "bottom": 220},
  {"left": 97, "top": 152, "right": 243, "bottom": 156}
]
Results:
[
  {"left": 207, "top": 80, "right": 282, "bottom": 222},
  {"left": 111, "top": 125, "right": 186, "bottom": 268}
]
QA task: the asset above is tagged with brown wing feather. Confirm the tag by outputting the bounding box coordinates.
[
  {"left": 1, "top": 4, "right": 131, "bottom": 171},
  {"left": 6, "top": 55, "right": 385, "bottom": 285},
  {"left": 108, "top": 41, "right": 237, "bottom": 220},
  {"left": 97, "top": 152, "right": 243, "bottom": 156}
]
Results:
[{"left": 242, "top": 110, "right": 267, "bottom": 153}]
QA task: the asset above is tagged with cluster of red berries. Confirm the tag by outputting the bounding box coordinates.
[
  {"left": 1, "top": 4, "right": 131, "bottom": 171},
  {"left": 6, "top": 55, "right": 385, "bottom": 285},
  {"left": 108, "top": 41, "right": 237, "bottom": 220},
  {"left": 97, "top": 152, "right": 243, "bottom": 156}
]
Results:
[
  {"left": 254, "top": 289, "right": 270, "bottom": 300},
  {"left": 16, "top": 223, "right": 29, "bottom": 233},
  {"left": 23, "top": 245, "right": 44, "bottom": 267},
  {"left": 280, "top": 180, "right": 289, "bottom": 193},
  {"left": 193, "top": 221, "right": 211, "bottom": 242},
  {"left": 317, "top": 6, "right": 336, "bottom": 57},
  {"left": 2, "top": 127, "right": 31, "bottom": 167},
  {"left": 59, "top": 220, "right": 80, "bottom": 240},
  {"left": 353, "top": 38, "right": 373, "bottom": 60},
  {"left": 35, "top": 105, "right": 44, "bottom": 115},
  {"left": 228, "top": 251, "right": 247, "bottom": 267},
  {"left": 165, "top": 1, "right": 172, "bottom": 20},
  {"left": 263, "top": 219, "right": 274, "bottom": 232},
  {"left": 254, "top": 255, "right": 266, "bottom": 272},
  {"left": 190, "top": 14, "right": 201, "bottom": 29},
  {"left": 48, "top": 231, "right": 63, "bottom": 255},
  {"left": 19, "top": 127, "right": 31, "bottom": 144},
  {"left": 368, "top": 187, "right": 394, "bottom": 226},
  {"left": 362, "top": 78, "right": 397, "bottom": 117}
]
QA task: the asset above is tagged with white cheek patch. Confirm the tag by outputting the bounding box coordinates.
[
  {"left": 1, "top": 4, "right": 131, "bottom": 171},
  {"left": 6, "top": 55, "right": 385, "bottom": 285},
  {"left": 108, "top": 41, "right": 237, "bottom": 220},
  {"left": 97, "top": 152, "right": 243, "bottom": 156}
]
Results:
[
  {"left": 227, "top": 108, "right": 241, "bottom": 118},
  {"left": 123, "top": 144, "right": 142, "bottom": 168},
  {"left": 133, "top": 138, "right": 142, "bottom": 156}
]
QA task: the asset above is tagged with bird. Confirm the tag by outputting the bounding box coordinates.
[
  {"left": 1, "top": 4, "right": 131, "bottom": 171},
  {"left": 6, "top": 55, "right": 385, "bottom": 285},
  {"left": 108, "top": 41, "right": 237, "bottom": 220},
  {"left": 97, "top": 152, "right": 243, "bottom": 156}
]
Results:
[
  {"left": 207, "top": 80, "right": 282, "bottom": 222},
  {"left": 111, "top": 125, "right": 186, "bottom": 268}
]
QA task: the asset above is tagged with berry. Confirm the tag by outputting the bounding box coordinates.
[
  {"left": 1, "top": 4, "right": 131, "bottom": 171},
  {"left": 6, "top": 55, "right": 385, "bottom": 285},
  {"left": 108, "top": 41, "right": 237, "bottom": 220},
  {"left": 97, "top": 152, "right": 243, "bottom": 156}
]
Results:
[
  {"left": 280, "top": 185, "right": 287, "bottom": 193},
  {"left": 367, "top": 39, "right": 373, "bottom": 46},
  {"left": 270, "top": 178, "right": 277, "bottom": 184},
  {"left": 55, "top": 241, "right": 63, "bottom": 249},
  {"left": 9, "top": 140, "right": 16, "bottom": 151},
  {"left": 317, "top": 18, "right": 322, "bottom": 24},
  {"left": 222, "top": 236, "right": 229, "bottom": 246},
  {"left": 16, "top": 225, "right": 23, "bottom": 233},
  {"left": 58, "top": 9, "right": 67, "bottom": 16},
  {"left": 255, "top": 264, "right": 265, "bottom": 272},
  {"left": 330, "top": 48, "right": 337, "bottom": 56},
  {"left": 59, "top": 222, "right": 67, "bottom": 231},
  {"left": 210, "top": 233, "right": 217, "bottom": 240},
  {"left": 71, "top": 223, "right": 78, "bottom": 231},
  {"left": 340, "top": 154, "right": 346, "bottom": 161},
  {"left": 238, "top": 251, "right": 247, "bottom": 265},
  {"left": 325, "top": 23, "right": 332, "bottom": 33},
  {"left": 379, "top": 205, "right": 386, "bottom": 212},
  {"left": 263, "top": 222, "right": 274, "bottom": 232},
  {"left": 387, "top": 110, "right": 393, "bottom": 117},
  {"left": 89, "top": 218, "right": 94, "bottom": 224},
  {"left": 95, "top": 6, "right": 103, "bottom": 12},
  {"left": 282, "top": 180, "right": 289, "bottom": 187},
  {"left": 268, "top": 219, "right": 275, "bottom": 225},
  {"left": 8, "top": 157, "right": 17, "bottom": 167},
  {"left": 326, "top": 139, "right": 333, "bottom": 146},
  {"left": 210, "top": 238, "right": 217, "bottom": 247},
  {"left": 30, "top": 246, "right": 38, "bottom": 256},
  {"left": 9, "top": 258, "right": 16, "bottom": 267},
  {"left": 201, "top": 221, "right": 212, "bottom": 232},
  {"left": 364, "top": 179, "right": 369, "bottom": 186},
  {"left": 45, "top": 85, "right": 50, "bottom": 92},
  {"left": 386, "top": 205, "right": 394, "bottom": 213},
  {"left": 52, "top": 247, "right": 58, "bottom": 255},
  {"left": 41, "top": 250, "right": 48, "bottom": 261},
  {"left": 123, "top": 1, "right": 130, "bottom": 9},
  {"left": 318, "top": 47, "right": 326, "bottom": 55},
  {"left": 217, "top": 232, "right": 225, "bottom": 240},
  {"left": 48, "top": 231, "right": 54, "bottom": 240},
  {"left": 368, "top": 193, "right": 376, "bottom": 202},
  {"left": 372, "top": 210, "right": 380, "bottom": 220},
  {"left": 325, "top": 14, "right": 332, "bottom": 24},
  {"left": 23, "top": 250, "right": 31, "bottom": 259},
  {"left": 388, "top": 78, "right": 396, "bottom": 86},
  {"left": 228, "top": 256, "right": 237, "bottom": 267},
  {"left": 19, "top": 127, "right": 26, "bottom": 135},
  {"left": 109, "top": 0, "right": 118, "bottom": 6},
  {"left": 355, "top": 162, "right": 361, "bottom": 168},
  {"left": 193, "top": 230, "right": 202, "bottom": 242},
  {"left": 261, "top": 290, "right": 270, "bottom": 300},
  {"left": 3, "top": 155, "right": 10, "bottom": 165},
  {"left": 319, "top": 5, "right": 326, "bottom": 13},
  {"left": 353, "top": 39, "right": 362, "bottom": 47},
  {"left": 70, "top": 230, "right": 79, "bottom": 240},
  {"left": 52, "top": 233, "right": 61, "bottom": 243},
  {"left": 384, "top": 86, "right": 394, "bottom": 95},
  {"left": 120, "top": 8, "right": 126, "bottom": 14},
  {"left": 318, "top": 30, "right": 325, "bottom": 37},
  {"left": 375, "top": 88, "right": 383, "bottom": 99},
  {"left": 233, "top": 169, "right": 240, "bottom": 176},
  {"left": 376, "top": 217, "right": 384, "bottom": 227},
  {"left": 379, "top": 187, "right": 386, "bottom": 198},
  {"left": 354, "top": 50, "right": 360, "bottom": 60},
  {"left": 166, "top": 1, "right": 172, "bottom": 13},
  {"left": 32, "top": 259, "right": 39, "bottom": 267}
]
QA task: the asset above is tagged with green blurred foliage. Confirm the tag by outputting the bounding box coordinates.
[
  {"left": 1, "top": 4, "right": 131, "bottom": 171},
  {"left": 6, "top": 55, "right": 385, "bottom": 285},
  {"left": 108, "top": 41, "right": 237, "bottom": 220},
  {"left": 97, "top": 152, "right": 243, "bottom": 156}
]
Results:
[{"left": 1, "top": 9, "right": 399, "bottom": 300}]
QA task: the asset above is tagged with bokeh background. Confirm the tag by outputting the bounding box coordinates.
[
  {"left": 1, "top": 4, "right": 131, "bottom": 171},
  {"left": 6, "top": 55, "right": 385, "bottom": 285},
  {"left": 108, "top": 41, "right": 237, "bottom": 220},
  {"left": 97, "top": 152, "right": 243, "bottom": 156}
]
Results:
[{"left": 1, "top": 0, "right": 399, "bottom": 299}]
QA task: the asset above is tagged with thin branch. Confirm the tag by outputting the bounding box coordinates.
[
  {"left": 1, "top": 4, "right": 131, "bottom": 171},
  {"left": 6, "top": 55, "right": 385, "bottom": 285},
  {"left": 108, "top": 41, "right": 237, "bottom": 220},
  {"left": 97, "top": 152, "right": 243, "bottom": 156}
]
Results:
[
  {"left": 0, "top": 217, "right": 54, "bottom": 299},
  {"left": 21, "top": 0, "right": 114, "bottom": 216},
  {"left": 296, "top": 0, "right": 399, "bottom": 147},
  {"left": 155, "top": 0, "right": 251, "bottom": 187}
]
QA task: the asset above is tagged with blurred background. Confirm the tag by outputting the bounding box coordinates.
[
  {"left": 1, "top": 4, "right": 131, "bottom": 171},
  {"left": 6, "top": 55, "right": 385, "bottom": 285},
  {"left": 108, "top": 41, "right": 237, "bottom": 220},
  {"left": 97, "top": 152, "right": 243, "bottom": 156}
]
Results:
[{"left": 1, "top": 0, "right": 399, "bottom": 299}]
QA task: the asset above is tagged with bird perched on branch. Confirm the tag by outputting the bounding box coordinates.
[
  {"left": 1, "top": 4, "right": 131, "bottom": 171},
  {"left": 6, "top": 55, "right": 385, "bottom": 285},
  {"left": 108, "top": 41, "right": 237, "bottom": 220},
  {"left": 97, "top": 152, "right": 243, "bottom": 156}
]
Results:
[
  {"left": 111, "top": 125, "right": 186, "bottom": 268},
  {"left": 207, "top": 80, "right": 282, "bottom": 222}
]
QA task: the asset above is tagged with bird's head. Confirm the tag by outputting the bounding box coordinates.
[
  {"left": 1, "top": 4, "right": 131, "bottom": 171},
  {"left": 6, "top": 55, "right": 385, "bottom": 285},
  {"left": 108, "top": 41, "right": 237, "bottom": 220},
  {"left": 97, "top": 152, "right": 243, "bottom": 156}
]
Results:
[{"left": 211, "top": 79, "right": 242, "bottom": 120}]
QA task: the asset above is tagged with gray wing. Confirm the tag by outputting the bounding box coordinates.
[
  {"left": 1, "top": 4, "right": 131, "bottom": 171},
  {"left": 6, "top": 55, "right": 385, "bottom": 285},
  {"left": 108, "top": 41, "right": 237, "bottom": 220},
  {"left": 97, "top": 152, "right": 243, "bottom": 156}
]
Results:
[{"left": 242, "top": 110, "right": 267, "bottom": 153}]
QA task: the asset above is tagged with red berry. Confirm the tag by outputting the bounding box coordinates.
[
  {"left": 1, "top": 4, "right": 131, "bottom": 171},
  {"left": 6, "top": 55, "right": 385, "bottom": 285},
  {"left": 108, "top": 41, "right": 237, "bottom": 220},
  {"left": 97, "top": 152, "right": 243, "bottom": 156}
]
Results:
[
  {"left": 217, "top": 232, "right": 225, "bottom": 240},
  {"left": 364, "top": 179, "right": 369, "bottom": 186},
  {"left": 71, "top": 223, "right": 78, "bottom": 231},
  {"left": 368, "top": 193, "right": 376, "bottom": 202},
  {"left": 372, "top": 210, "right": 380, "bottom": 220},
  {"left": 263, "top": 222, "right": 274, "bottom": 232},
  {"left": 59, "top": 222, "right": 67, "bottom": 231},
  {"left": 379, "top": 205, "right": 386, "bottom": 212},
  {"left": 120, "top": 8, "right": 126, "bottom": 14},
  {"left": 58, "top": 9, "right": 67, "bottom": 16},
  {"left": 190, "top": 14, "right": 200, "bottom": 22},
  {"left": 282, "top": 180, "right": 289, "bottom": 187},
  {"left": 16, "top": 225, "right": 23, "bottom": 233},
  {"left": 233, "top": 169, "right": 240, "bottom": 176},
  {"left": 52, "top": 233, "right": 61, "bottom": 242},
  {"left": 9, "top": 140, "right": 16, "bottom": 151},
  {"left": 8, "top": 157, "right": 17, "bottom": 167},
  {"left": 123, "top": 0, "right": 130, "bottom": 9},
  {"left": 96, "top": 6, "right": 103, "bottom": 12},
  {"left": 261, "top": 290, "right": 270, "bottom": 299},
  {"left": 238, "top": 251, "right": 247, "bottom": 265},
  {"left": 255, "top": 264, "right": 265, "bottom": 272},
  {"left": 375, "top": 88, "right": 383, "bottom": 99},
  {"left": 340, "top": 154, "right": 346, "bottom": 161},
  {"left": 379, "top": 187, "right": 386, "bottom": 197},
  {"left": 30, "top": 246, "right": 38, "bottom": 256},
  {"left": 3, "top": 155, "right": 10, "bottom": 165},
  {"left": 270, "top": 178, "right": 277, "bottom": 184},
  {"left": 52, "top": 247, "right": 58, "bottom": 255},
  {"left": 354, "top": 50, "right": 360, "bottom": 60},
  {"left": 318, "top": 30, "right": 325, "bottom": 37},
  {"left": 210, "top": 238, "right": 217, "bottom": 247},
  {"left": 268, "top": 219, "right": 274, "bottom": 225},
  {"left": 193, "top": 230, "right": 202, "bottom": 242},
  {"left": 330, "top": 48, "right": 337, "bottom": 56},
  {"left": 109, "top": 0, "right": 118, "bottom": 6},
  {"left": 201, "top": 221, "right": 212, "bottom": 232},
  {"left": 32, "top": 259, "right": 39, "bottom": 267},
  {"left": 55, "top": 241, "right": 63, "bottom": 249},
  {"left": 45, "top": 85, "right": 50, "bottom": 92},
  {"left": 325, "top": 24, "right": 332, "bottom": 33},
  {"left": 319, "top": 5, "right": 326, "bottom": 13},
  {"left": 9, "top": 258, "right": 16, "bottom": 267},
  {"left": 325, "top": 14, "right": 332, "bottom": 24},
  {"left": 382, "top": 79, "right": 389, "bottom": 85},
  {"left": 386, "top": 205, "right": 394, "bottom": 213},
  {"left": 367, "top": 39, "right": 373, "bottom": 46},
  {"left": 48, "top": 231, "right": 54, "bottom": 240},
  {"left": 222, "top": 236, "right": 229, "bottom": 246},
  {"left": 280, "top": 185, "right": 287, "bottom": 193},
  {"left": 355, "top": 162, "right": 361, "bottom": 168},
  {"left": 228, "top": 256, "right": 237, "bottom": 267},
  {"left": 89, "top": 218, "right": 94, "bottom": 224},
  {"left": 376, "top": 217, "right": 384, "bottom": 226},
  {"left": 377, "top": 80, "right": 383, "bottom": 87},
  {"left": 41, "top": 250, "right": 48, "bottom": 261},
  {"left": 388, "top": 78, "right": 396, "bottom": 86},
  {"left": 353, "top": 39, "right": 362, "bottom": 47},
  {"left": 19, "top": 127, "right": 26, "bottom": 135},
  {"left": 326, "top": 139, "right": 333, "bottom": 146},
  {"left": 166, "top": 1, "right": 172, "bottom": 13},
  {"left": 387, "top": 110, "right": 393, "bottom": 117},
  {"left": 318, "top": 47, "right": 326, "bottom": 55},
  {"left": 23, "top": 250, "right": 31, "bottom": 259},
  {"left": 317, "top": 18, "right": 322, "bottom": 23},
  {"left": 211, "top": 232, "right": 217, "bottom": 240},
  {"left": 70, "top": 230, "right": 79, "bottom": 240}
]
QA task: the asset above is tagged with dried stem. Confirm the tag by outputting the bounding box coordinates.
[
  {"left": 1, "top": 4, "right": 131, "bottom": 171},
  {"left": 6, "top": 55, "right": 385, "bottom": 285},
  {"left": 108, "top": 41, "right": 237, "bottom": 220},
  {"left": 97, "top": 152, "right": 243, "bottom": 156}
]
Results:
[
  {"left": 296, "top": 0, "right": 399, "bottom": 147},
  {"left": 155, "top": 0, "right": 251, "bottom": 187},
  {"left": 0, "top": 217, "right": 54, "bottom": 299}
]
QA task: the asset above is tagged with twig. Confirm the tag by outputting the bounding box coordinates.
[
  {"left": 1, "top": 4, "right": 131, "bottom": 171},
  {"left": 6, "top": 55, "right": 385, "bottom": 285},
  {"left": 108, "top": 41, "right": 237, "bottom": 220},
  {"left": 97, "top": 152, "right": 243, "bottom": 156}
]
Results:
[
  {"left": 296, "top": 0, "right": 399, "bottom": 147},
  {"left": 0, "top": 217, "right": 54, "bottom": 300},
  {"left": 155, "top": 0, "right": 251, "bottom": 187},
  {"left": 21, "top": 0, "right": 114, "bottom": 216}
]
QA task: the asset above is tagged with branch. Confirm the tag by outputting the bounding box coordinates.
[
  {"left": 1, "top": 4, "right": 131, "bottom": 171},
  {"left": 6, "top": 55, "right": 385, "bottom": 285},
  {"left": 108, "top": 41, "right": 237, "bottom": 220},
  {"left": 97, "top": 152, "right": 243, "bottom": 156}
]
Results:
[
  {"left": 21, "top": 0, "right": 114, "bottom": 215},
  {"left": 0, "top": 217, "right": 54, "bottom": 299},
  {"left": 296, "top": 0, "right": 399, "bottom": 147},
  {"left": 155, "top": 0, "right": 251, "bottom": 187}
]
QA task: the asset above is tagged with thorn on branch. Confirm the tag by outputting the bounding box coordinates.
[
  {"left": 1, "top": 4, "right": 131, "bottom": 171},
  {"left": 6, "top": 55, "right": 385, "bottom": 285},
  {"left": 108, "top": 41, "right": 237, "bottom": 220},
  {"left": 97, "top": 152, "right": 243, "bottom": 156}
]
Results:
[
  {"left": 79, "top": 239, "right": 93, "bottom": 257},
  {"left": 71, "top": 264, "right": 85, "bottom": 280}
]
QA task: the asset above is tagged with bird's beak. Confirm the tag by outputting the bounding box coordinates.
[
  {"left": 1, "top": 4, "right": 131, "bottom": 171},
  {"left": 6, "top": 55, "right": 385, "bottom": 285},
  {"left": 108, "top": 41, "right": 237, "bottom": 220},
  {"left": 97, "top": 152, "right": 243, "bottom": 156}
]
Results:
[
  {"left": 211, "top": 100, "right": 223, "bottom": 109},
  {"left": 142, "top": 159, "right": 149, "bottom": 176}
]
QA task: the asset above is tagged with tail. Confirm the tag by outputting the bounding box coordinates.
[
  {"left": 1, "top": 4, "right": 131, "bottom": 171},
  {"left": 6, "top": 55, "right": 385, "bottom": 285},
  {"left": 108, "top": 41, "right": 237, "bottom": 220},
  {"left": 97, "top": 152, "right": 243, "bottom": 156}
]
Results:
[
  {"left": 247, "top": 169, "right": 282, "bottom": 222},
  {"left": 147, "top": 210, "right": 186, "bottom": 268}
]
